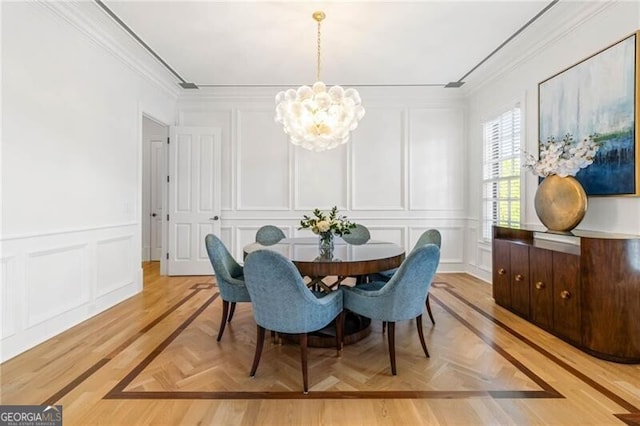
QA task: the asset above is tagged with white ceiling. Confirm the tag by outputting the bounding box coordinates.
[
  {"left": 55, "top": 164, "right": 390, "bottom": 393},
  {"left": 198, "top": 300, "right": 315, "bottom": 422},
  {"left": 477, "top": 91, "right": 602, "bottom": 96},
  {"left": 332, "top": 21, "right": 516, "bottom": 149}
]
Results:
[{"left": 102, "top": 1, "right": 557, "bottom": 89}]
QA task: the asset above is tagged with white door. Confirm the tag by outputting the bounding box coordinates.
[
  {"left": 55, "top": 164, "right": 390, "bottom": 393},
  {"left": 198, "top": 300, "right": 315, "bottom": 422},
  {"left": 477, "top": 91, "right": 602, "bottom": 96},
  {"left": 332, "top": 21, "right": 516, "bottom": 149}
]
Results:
[
  {"left": 167, "top": 126, "right": 222, "bottom": 275},
  {"left": 150, "top": 140, "right": 164, "bottom": 260}
]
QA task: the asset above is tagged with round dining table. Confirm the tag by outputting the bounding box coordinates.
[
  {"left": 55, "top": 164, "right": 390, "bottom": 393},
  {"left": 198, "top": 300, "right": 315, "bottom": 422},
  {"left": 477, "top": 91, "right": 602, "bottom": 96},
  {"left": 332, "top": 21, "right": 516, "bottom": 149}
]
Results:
[
  {"left": 243, "top": 237, "right": 405, "bottom": 279},
  {"left": 243, "top": 237, "right": 405, "bottom": 346}
]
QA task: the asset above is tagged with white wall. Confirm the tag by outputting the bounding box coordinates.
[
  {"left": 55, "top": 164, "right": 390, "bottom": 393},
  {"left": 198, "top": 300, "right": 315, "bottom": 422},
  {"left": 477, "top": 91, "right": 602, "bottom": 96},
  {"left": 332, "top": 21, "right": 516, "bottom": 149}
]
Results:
[
  {"left": 177, "top": 87, "right": 468, "bottom": 272},
  {"left": 0, "top": 2, "right": 177, "bottom": 361},
  {"left": 465, "top": 1, "right": 640, "bottom": 281}
]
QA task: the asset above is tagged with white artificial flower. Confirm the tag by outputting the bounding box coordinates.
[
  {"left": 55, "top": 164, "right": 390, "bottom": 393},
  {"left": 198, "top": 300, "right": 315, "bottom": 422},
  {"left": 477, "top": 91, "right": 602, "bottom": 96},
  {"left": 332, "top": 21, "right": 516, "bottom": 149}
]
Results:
[
  {"left": 523, "top": 134, "right": 600, "bottom": 178},
  {"left": 317, "top": 220, "right": 331, "bottom": 233}
]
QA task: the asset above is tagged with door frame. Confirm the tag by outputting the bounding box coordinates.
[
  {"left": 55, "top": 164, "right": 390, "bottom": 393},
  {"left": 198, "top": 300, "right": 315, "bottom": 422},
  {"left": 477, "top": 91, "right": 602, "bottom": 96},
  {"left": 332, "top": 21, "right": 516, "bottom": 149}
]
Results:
[
  {"left": 142, "top": 115, "right": 169, "bottom": 262},
  {"left": 140, "top": 111, "right": 171, "bottom": 276}
]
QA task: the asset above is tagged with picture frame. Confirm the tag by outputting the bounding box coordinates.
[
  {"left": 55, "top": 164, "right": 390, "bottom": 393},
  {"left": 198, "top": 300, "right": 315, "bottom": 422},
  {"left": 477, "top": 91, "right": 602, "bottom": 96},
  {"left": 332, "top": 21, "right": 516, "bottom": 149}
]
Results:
[{"left": 538, "top": 31, "right": 640, "bottom": 196}]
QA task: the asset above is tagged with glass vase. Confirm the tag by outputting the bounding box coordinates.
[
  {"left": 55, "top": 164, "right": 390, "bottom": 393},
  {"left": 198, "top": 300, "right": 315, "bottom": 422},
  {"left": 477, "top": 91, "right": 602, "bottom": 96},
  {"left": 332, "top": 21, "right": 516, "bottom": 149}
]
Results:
[{"left": 318, "top": 232, "right": 334, "bottom": 258}]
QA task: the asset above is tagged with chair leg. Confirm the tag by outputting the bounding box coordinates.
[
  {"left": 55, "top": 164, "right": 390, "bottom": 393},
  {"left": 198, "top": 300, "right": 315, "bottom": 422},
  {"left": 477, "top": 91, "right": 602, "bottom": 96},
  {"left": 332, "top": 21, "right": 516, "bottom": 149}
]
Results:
[
  {"left": 228, "top": 302, "right": 237, "bottom": 322},
  {"left": 249, "top": 325, "right": 266, "bottom": 377},
  {"left": 336, "top": 311, "right": 345, "bottom": 356},
  {"left": 382, "top": 321, "right": 386, "bottom": 333},
  {"left": 217, "top": 300, "right": 229, "bottom": 342},
  {"left": 387, "top": 322, "right": 397, "bottom": 375},
  {"left": 426, "top": 293, "right": 435, "bottom": 325},
  {"left": 300, "top": 333, "right": 309, "bottom": 394},
  {"left": 416, "top": 314, "right": 430, "bottom": 358}
]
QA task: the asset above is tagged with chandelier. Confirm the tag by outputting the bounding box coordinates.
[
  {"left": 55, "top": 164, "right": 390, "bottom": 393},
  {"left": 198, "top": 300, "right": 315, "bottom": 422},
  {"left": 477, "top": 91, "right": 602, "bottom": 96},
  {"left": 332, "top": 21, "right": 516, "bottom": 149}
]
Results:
[{"left": 275, "top": 11, "right": 365, "bottom": 152}]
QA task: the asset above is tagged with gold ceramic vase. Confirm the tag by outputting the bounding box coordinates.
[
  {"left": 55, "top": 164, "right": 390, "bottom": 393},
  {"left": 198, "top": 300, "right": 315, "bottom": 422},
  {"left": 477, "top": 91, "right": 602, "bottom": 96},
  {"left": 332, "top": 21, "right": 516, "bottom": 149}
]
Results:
[{"left": 534, "top": 175, "right": 587, "bottom": 233}]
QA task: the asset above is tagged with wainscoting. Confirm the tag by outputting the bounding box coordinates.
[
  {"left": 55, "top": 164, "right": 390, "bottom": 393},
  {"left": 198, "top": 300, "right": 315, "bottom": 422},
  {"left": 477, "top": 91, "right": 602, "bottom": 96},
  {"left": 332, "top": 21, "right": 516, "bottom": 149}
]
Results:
[
  {"left": 0, "top": 223, "right": 142, "bottom": 362},
  {"left": 176, "top": 88, "right": 480, "bottom": 276}
]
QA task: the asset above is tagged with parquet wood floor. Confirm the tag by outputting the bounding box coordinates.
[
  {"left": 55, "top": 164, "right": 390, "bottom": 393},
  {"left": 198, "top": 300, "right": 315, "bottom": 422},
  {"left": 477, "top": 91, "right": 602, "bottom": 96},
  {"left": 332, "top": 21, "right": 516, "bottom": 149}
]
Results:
[{"left": 1, "top": 262, "right": 639, "bottom": 425}]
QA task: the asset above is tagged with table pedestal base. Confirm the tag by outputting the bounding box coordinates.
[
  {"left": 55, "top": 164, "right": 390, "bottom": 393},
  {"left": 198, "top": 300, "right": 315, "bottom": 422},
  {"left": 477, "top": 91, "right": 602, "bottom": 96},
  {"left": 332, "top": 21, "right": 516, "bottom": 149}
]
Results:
[{"left": 281, "top": 313, "right": 371, "bottom": 348}]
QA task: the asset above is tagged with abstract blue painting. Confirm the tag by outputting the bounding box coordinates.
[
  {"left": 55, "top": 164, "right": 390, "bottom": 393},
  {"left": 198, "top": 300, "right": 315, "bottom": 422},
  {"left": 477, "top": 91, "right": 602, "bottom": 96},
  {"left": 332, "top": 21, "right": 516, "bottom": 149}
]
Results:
[{"left": 539, "top": 32, "right": 638, "bottom": 196}]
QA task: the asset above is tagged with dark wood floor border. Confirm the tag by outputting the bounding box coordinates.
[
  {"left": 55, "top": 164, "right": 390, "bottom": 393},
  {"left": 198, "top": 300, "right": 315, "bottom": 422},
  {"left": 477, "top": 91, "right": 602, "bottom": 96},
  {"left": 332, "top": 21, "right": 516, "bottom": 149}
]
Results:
[
  {"left": 105, "top": 293, "right": 219, "bottom": 396},
  {"left": 105, "top": 289, "right": 561, "bottom": 401},
  {"left": 616, "top": 413, "right": 640, "bottom": 425},
  {"left": 104, "top": 389, "right": 559, "bottom": 400},
  {"left": 42, "top": 359, "right": 111, "bottom": 406},
  {"left": 429, "top": 293, "right": 561, "bottom": 397},
  {"left": 436, "top": 282, "right": 640, "bottom": 414},
  {"left": 41, "top": 287, "right": 213, "bottom": 405}
]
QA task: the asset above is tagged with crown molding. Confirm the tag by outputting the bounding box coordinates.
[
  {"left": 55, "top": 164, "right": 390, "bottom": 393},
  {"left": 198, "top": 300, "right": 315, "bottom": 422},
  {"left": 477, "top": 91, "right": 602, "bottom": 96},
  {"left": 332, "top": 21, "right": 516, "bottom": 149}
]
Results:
[
  {"left": 462, "top": 1, "right": 620, "bottom": 96},
  {"left": 177, "top": 85, "right": 467, "bottom": 107},
  {"left": 36, "top": 0, "right": 180, "bottom": 99}
]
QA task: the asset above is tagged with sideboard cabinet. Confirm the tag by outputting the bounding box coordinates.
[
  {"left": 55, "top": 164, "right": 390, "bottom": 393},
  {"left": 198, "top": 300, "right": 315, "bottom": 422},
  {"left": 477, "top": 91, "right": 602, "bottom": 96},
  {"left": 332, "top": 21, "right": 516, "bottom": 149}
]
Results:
[{"left": 492, "top": 225, "right": 640, "bottom": 363}]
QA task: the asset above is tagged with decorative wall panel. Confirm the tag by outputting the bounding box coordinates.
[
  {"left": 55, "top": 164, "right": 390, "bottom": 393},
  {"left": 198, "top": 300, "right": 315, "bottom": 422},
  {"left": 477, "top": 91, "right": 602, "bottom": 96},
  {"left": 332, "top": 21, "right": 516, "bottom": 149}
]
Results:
[
  {"left": 220, "top": 226, "right": 233, "bottom": 257},
  {"left": 368, "top": 226, "right": 405, "bottom": 247},
  {"left": 1, "top": 256, "right": 16, "bottom": 339},
  {"left": 408, "top": 108, "right": 464, "bottom": 211},
  {"left": 294, "top": 145, "right": 348, "bottom": 210},
  {"left": 410, "top": 226, "right": 464, "bottom": 265},
  {"left": 352, "top": 108, "right": 405, "bottom": 210},
  {"left": 237, "top": 110, "right": 290, "bottom": 210},
  {"left": 26, "top": 244, "right": 89, "bottom": 328},
  {"left": 236, "top": 226, "right": 261, "bottom": 260},
  {"left": 96, "top": 236, "right": 134, "bottom": 297}
]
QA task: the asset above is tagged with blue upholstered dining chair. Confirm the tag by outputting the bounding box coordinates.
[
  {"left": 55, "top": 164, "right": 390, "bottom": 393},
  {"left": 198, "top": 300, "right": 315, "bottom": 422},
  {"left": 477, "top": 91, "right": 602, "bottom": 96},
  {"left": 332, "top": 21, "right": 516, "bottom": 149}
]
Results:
[
  {"left": 341, "top": 223, "right": 371, "bottom": 245},
  {"left": 244, "top": 249, "right": 344, "bottom": 394},
  {"left": 343, "top": 244, "right": 440, "bottom": 375},
  {"left": 205, "top": 234, "right": 251, "bottom": 342},
  {"left": 255, "top": 225, "right": 286, "bottom": 246},
  {"left": 373, "top": 229, "right": 441, "bottom": 325}
]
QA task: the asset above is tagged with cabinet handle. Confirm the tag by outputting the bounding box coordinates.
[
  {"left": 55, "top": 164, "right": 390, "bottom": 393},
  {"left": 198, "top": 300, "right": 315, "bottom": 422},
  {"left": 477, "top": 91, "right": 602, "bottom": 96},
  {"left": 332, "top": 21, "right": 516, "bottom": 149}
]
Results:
[
  {"left": 560, "top": 290, "right": 571, "bottom": 300},
  {"left": 515, "top": 274, "right": 524, "bottom": 282},
  {"left": 498, "top": 268, "right": 506, "bottom": 275},
  {"left": 535, "top": 281, "right": 545, "bottom": 290}
]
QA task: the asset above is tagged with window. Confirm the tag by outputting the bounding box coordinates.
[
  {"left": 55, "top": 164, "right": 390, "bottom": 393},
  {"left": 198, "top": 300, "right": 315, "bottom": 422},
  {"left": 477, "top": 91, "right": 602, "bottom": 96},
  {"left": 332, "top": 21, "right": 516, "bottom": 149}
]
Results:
[{"left": 482, "top": 105, "right": 521, "bottom": 240}]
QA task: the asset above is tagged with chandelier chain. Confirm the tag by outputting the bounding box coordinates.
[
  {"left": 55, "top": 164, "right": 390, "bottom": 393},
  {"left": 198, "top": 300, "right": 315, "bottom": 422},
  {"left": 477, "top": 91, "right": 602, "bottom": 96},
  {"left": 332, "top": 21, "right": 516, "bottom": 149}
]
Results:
[{"left": 316, "top": 18, "right": 322, "bottom": 81}]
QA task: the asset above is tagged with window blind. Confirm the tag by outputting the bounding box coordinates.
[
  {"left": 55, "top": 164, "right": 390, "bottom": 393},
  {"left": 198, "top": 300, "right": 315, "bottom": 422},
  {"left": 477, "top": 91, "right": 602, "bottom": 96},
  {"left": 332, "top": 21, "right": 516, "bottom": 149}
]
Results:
[{"left": 482, "top": 105, "right": 521, "bottom": 240}]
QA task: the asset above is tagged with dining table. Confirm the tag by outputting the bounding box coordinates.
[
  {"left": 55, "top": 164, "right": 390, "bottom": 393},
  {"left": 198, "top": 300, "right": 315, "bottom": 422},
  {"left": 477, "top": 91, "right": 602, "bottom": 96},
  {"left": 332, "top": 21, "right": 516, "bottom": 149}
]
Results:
[{"left": 243, "top": 236, "right": 405, "bottom": 346}]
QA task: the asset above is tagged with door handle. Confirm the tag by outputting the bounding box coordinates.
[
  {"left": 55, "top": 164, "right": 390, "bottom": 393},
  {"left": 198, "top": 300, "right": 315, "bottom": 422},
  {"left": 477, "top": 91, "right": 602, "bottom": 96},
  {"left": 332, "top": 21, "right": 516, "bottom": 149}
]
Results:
[
  {"left": 151, "top": 213, "right": 157, "bottom": 217},
  {"left": 209, "top": 216, "right": 220, "bottom": 221}
]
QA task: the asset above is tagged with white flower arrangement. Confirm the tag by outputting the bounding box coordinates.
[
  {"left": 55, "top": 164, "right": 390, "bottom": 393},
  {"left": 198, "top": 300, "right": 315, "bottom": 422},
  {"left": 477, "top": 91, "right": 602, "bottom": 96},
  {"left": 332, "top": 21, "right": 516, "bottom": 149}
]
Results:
[
  {"left": 524, "top": 133, "right": 600, "bottom": 178},
  {"left": 299, "top": 206, "right": 355, "bottom": 237}
]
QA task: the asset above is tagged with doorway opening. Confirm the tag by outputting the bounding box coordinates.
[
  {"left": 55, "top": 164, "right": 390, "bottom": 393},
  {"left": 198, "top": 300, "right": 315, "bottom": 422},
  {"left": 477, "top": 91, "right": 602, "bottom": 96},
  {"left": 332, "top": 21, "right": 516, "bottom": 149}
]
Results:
[{"left": 142, "top": 115, "right": 169, "bottom": 269}]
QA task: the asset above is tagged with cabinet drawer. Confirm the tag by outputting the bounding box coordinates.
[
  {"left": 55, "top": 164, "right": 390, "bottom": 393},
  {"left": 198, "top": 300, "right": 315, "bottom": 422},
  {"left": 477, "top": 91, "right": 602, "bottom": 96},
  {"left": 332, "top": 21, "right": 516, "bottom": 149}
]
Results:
[
  {"left": 492, "top": 239, "right": 511, "bottom": 306},
  {"left": 510, "top": 244, "right": 530, "bottom": 317},
  {"left": 530, "top": 247, "right": 553, "bottom": 329},
  {"left": 552, "top": 252, "right": 581, "bottom": 344}
]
